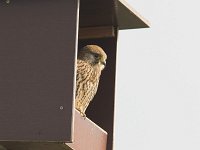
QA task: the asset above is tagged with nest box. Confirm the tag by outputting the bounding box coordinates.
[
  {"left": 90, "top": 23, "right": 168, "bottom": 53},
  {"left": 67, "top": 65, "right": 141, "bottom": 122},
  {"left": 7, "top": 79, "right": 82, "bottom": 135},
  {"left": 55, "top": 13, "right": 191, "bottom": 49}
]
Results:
[{"left": 0, "top": 0, "right": 149, "bottom": 149}]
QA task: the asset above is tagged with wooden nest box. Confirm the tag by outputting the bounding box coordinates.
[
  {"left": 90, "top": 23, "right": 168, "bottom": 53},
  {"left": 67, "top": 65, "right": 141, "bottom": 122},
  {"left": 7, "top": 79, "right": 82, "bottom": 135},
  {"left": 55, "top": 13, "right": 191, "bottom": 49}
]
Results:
[{"left": 0, "top": 0, "right": 149, "bottom": 150}]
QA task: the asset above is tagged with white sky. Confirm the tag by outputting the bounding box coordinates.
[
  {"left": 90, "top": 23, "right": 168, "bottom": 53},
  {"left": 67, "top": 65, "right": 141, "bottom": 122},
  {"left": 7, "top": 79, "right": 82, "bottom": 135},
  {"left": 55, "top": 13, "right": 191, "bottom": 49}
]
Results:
[{"left": 115, "top": 0, "right": 200, "bottom": 149}]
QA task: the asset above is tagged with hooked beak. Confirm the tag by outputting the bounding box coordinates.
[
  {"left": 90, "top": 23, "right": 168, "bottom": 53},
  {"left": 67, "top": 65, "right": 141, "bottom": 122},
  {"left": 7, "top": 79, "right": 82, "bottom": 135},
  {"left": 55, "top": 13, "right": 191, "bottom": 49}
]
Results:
[{"left": 101, "top": 61, "right": 106, "bottom": 67}]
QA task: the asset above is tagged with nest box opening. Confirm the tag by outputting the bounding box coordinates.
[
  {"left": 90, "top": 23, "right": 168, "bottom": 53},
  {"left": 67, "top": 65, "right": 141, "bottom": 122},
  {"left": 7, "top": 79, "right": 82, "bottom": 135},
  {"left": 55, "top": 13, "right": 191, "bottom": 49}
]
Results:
[{"left": 78, "top": 31, "right": 118, "bottom": 150}]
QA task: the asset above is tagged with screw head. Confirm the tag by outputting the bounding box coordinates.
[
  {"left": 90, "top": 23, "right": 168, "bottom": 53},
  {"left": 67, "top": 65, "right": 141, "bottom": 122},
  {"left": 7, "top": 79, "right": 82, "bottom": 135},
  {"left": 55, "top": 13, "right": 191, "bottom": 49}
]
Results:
[{"left": 60, "top": 106, "right": 64, "bottom": 110}]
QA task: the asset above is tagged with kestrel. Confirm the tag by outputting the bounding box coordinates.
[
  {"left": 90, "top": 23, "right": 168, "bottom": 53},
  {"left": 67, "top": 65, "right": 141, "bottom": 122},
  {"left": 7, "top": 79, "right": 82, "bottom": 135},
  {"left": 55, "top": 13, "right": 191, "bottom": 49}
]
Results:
[{"left": 75, "top": 45, "right": 107, "bottom": 117}]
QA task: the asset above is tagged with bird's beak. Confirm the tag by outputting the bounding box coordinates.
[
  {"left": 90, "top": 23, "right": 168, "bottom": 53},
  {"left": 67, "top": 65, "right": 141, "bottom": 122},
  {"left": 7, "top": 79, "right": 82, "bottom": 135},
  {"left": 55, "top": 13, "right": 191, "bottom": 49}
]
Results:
[
  {"left": 99, "top": 60, "right": 106, "bottom": 70},
  {"left": 101, "top": 61, "right": 106, "bottom": 67}
]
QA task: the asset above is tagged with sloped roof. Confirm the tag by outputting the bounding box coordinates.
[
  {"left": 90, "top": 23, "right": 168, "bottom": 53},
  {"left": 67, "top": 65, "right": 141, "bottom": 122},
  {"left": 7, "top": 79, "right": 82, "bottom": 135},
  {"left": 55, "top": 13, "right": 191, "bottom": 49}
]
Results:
[
  {"left": 79, "top": 0, "right": 149, "bottom": 29},
  {"left": 116, "top": 0, "right": 149, "bottom": 29}
]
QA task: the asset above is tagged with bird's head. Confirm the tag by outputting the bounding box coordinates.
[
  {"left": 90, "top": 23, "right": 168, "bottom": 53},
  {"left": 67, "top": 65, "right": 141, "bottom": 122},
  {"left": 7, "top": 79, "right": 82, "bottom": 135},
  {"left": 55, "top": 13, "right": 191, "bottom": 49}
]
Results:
[{"left": 78, "top": 45, "right": 107, "bottom": 70}]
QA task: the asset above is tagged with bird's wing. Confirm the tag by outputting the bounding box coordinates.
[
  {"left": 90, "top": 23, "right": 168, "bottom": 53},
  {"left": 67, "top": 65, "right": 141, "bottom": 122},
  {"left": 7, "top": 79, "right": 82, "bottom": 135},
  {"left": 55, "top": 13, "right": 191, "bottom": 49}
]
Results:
[{"left": 76, "top": 60, "right": 92, "bottom": 100}]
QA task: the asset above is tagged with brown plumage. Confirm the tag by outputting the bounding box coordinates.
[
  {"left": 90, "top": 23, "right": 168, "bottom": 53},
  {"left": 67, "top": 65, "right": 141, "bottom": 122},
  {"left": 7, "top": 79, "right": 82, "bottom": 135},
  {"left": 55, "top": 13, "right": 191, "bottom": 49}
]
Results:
[{"left": 75, "top": 45, "right": 107, "bottom": 117}]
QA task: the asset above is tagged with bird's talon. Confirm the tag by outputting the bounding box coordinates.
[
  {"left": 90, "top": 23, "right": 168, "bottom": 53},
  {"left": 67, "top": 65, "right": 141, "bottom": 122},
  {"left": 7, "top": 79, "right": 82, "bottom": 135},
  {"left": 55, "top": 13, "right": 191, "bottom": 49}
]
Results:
[{"left": 80, "top": 112, "right": 86, "bottom": 119}]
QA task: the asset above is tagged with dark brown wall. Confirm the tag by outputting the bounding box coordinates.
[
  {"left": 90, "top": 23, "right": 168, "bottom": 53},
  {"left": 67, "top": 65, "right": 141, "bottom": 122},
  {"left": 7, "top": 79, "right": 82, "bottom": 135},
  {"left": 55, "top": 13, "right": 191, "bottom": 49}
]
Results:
[
  {"left": 79, "top": 0, "right": 116, "bottom": 28},
  {"left": 0, "top": 0, "right": 79, "bottom": 142}
]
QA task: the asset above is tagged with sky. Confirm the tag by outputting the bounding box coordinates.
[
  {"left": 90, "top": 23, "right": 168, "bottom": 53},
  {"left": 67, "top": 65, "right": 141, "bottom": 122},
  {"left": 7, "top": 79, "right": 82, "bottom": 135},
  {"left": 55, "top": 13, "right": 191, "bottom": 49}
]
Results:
[{"left": 114, "top": 0, "right": 200, "bottom": 149}]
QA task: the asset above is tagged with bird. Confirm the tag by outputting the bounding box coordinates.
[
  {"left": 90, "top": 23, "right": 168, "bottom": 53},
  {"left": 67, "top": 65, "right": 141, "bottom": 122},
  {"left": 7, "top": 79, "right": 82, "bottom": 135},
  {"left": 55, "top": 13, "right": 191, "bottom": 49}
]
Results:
[{"left": 75, "top": 45, "right": 107, "bottom": 117}]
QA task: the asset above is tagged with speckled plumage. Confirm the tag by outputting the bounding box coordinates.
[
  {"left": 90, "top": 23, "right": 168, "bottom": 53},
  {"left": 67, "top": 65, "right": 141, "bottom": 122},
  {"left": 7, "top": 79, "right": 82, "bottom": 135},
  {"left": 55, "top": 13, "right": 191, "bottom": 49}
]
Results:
[{"left": 75, "top": 45, "right": 107, "bottom": 117}]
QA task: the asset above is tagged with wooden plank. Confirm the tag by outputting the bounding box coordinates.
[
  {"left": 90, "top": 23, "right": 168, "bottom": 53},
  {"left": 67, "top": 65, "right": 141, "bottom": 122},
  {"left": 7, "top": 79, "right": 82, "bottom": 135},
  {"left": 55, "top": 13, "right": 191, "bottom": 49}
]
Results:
[
  {"left": 0, "top": 142, "right": 72, "bottom": 150},
  {"left": 0, "top": 110, "right": 107, "bottom": 150},
  {"left": 0, "top": 0, "right": 79, "bottom": 142},
  {"left": 67, "top": 110, "right": 107, "bottom": 150},
  {"left": 79, "top": 26, "right": 115, "bottom": 39}
]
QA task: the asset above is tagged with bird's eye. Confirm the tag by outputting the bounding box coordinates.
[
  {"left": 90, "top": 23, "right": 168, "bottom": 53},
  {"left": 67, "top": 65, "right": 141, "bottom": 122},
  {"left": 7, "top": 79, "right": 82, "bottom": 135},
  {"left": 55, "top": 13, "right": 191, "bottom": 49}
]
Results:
[{"left": 94, "top": 54, "right": 99, "bottom": 59}]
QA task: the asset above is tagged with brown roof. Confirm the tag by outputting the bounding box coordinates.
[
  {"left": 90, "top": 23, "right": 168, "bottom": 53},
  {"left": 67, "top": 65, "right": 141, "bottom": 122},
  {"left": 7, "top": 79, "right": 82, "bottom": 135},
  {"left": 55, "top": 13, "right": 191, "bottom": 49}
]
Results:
[{"left": 79, "top": 0, "right": 149, "bottom": 29}]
